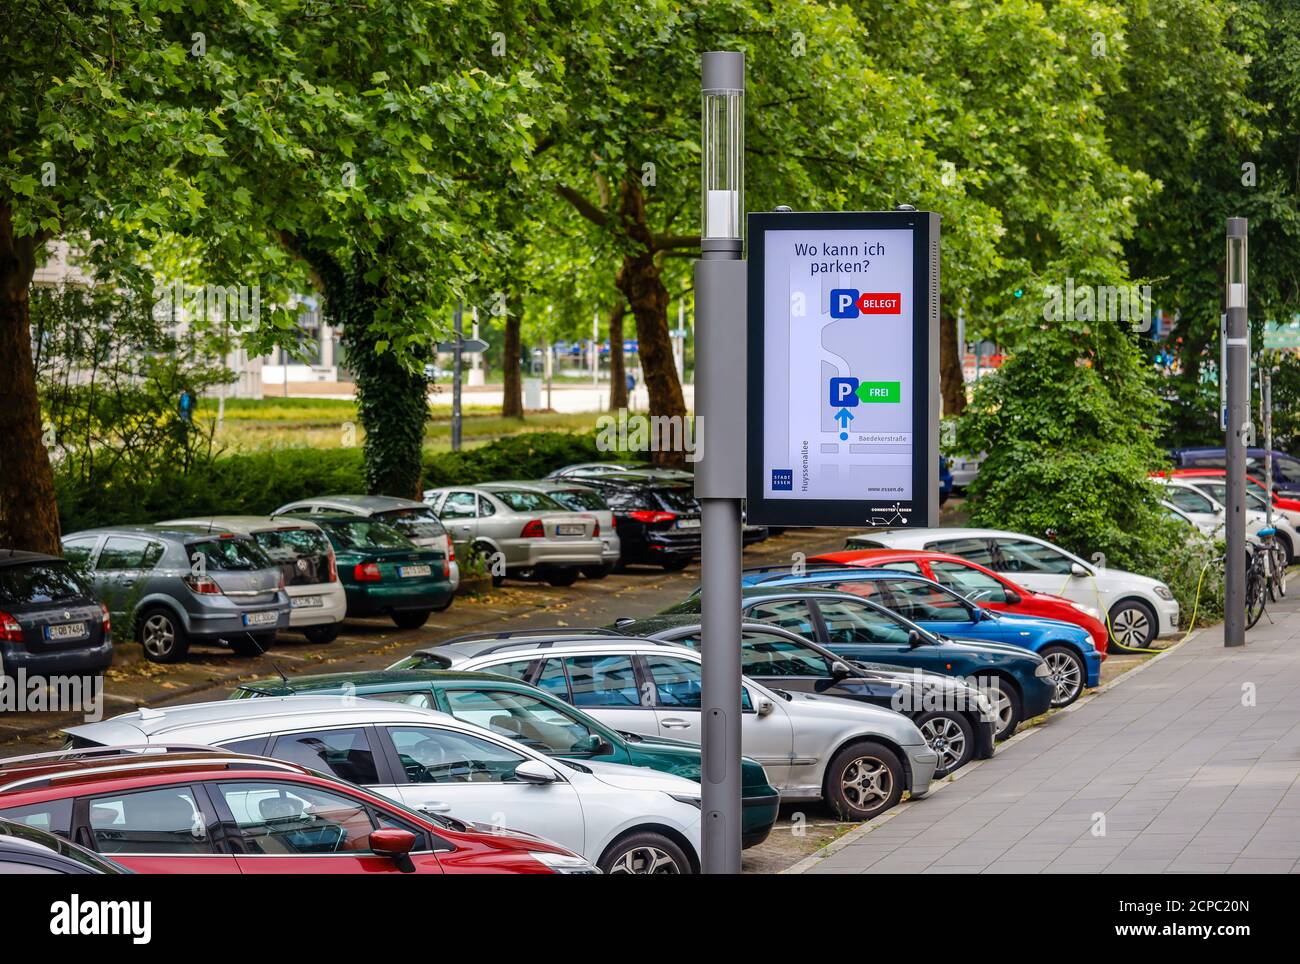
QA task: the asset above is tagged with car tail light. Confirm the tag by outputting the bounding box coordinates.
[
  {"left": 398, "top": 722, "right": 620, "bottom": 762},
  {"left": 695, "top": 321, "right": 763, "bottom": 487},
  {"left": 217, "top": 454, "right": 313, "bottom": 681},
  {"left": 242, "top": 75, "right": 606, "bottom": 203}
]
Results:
[
  {"left": 183, "top": 574, "right": 223, "bottom": 595},
  {"left": 277, "top": 571, "right": 286, "bottom": 591},
  {"left": 592, "top": 521, "right": 600, "bottom": 537},
  {"left": 100, "top": 603, "right": 111, "bottom": 643},
  {"left": 628, "top": 510, "right": 677, "bottom": 524},
  {"left": 0, "top": 611, "right": 22, "bottom": 642},
  {"left": 446, "top": 539, "right": 455, "bottom": 562},
  {"left": 354, "top": 562, "right": 382, "bottom": 582},
  {"left": 327, "top": 552, "right": 338, "bottom": 583},
  {"left": 520, "top": 519, "right": 546, "bottom": 538}
]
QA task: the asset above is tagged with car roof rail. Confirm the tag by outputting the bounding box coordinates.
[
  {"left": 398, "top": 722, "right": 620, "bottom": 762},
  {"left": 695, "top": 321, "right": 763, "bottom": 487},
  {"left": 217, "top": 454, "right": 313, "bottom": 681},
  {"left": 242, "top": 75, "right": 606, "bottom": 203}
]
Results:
[
  {"left": 438, "top": 626, "right": 626, "bottom": 647},
  {"left": 0, "top": 743, "right": 225, "bottom": 770},
  {"left": 0, "top": 754, "right": 306, "bottom": 794}
]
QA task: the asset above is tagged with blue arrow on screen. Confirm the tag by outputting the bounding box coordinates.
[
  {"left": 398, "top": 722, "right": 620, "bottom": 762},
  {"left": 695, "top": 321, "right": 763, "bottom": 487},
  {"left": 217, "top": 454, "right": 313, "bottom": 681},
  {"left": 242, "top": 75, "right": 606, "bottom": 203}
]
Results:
[{"left": 834, "top": 408, "right": 854, "bottom": 429}]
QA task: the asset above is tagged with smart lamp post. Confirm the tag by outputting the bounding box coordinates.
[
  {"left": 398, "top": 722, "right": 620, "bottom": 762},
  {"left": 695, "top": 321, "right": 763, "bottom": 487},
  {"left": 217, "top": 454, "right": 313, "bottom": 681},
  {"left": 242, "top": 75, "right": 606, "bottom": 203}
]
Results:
[
  {"left": 695, "top": 51, "right": 746, "bottom": 873},
  {"left": 1224, "top": 218, "right": 1248, "bottom": 648}
]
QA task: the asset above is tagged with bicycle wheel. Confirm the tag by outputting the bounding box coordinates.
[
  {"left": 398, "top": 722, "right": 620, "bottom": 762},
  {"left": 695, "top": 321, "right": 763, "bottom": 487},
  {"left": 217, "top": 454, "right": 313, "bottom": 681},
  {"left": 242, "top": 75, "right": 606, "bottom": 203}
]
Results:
[
  {"left": 1273, "top": 543, "right": 1288, "bottom": 598},
  {"left": 1246, "top": 570, "right": 1267, "bottom": 629}
]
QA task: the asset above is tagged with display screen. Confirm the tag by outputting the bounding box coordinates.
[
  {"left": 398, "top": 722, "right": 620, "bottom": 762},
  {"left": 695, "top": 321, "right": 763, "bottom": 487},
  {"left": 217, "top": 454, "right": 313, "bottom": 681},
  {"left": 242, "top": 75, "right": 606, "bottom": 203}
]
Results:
[{"left": 746, "top": 210, "right": 937, "bottom": 528}]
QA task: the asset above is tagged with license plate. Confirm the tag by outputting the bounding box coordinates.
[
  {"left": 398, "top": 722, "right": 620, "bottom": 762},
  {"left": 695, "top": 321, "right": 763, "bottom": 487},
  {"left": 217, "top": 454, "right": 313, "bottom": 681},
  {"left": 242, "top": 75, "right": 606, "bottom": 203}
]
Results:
[
  {"left": 556, "top": 524, "right": 585, "bottom": 536},
  {"left": 45, "top": 622, "right": 87, "bottom": 641},
  {"left": 676, "top": 518, "right": 701, "bottom": 529},
  {"left": 399, "top": 565, "right": 432, "bottom": 578},
  {"left": 242, "top": 611, "right": 279, "bottom": 626},
  {"left": 291, "top": 595, "right": 324, "bottom": 609}
]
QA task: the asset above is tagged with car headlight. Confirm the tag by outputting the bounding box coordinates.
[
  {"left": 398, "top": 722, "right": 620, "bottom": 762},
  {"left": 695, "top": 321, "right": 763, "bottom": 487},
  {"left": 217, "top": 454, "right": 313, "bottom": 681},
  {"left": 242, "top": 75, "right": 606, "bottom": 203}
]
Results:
[
  {"left": 668, "top": 793, "right": 702, "bottom": 809},
  {"left": 1153, "top": 585, "right": 1174, "bottom": 601},
  {"left": 530, "top": 851, "right": 602, "bottom": 874},
  {"left": 1034, "top": 660, "right": 1052, "bottom": 678},
  {"left": 1070, "top": 602, "right": 1101, "bottom": 619}
]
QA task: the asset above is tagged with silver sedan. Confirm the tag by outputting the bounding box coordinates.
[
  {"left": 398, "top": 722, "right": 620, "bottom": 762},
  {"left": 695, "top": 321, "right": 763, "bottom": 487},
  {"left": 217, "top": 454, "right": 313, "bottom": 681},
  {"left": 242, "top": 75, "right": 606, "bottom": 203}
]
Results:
[{"left": 424, "top": 484, "right": 605, "bottom": 586}]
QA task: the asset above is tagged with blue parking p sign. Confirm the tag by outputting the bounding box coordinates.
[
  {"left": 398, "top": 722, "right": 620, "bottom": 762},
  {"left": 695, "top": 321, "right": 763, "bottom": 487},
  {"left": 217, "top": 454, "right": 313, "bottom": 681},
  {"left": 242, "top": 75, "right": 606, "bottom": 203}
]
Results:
[{"left": 829, "top": 376, "right": 859, "bottom": 407}]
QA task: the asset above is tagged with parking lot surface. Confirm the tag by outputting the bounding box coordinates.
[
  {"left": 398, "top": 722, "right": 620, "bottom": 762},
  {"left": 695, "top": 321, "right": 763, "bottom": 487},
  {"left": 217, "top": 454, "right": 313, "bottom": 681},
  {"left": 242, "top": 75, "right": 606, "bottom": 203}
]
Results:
[{"left": 796, "top": 592, "right": 1300, "bottom": 874}]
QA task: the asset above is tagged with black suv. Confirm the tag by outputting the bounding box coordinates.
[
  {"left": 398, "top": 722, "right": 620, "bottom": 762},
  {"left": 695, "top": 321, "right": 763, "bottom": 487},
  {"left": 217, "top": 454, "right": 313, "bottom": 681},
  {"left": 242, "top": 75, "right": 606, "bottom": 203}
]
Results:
[
  {"left": 0, "top": 550, "right": 112, "bottom": 677},
  {"left": 555, "top": 473, "right": 702, "bottom": 569}
]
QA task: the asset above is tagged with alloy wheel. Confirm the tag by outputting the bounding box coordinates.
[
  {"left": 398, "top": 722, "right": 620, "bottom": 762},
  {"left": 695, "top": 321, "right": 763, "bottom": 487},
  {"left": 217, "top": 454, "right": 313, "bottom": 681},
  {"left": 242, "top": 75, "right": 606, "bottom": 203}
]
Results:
[
  {"left": 1044, "top": 651, "right": 1083, "bottom": 706},
  {"left": 918, "top": 717, "right": 967, "bottom": 773},
  {"left": 987, "top": 685, "right": 1013, "bottom": 736},
  {"left": 839, "top": 755, "right": 893, "bottom": 811},
  {"left": 1111, "top": 607, "right": 1150, "bottom": 649},
  {"left": 607, "top": 846, "right": 681, "bottom": 874},
  {"left": 141, "top": 614, "right": 175, "bottom": 659}
]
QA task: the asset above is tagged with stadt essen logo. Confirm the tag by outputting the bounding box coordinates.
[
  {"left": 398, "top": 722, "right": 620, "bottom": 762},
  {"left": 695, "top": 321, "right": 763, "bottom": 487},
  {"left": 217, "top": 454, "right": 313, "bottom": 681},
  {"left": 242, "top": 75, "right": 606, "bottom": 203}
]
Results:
[{"left": 829, "top": 289, "right": 902, "bottom": 319}]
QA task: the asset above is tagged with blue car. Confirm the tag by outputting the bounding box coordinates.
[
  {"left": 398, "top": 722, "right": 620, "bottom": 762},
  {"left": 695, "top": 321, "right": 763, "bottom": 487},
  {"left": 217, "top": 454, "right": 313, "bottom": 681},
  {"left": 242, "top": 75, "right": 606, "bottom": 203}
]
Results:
[
  {"left": 725, "top": 565, "right": 1101, "bottom": 708},
  {"left": 939, "top": 456, "right": 954, "bottom": 504},
  {"left": 1170, "top": 446, "right": 1300, "bottom": 498},
  {"left": 661, "top": 586, "right": 1057, "bottom": 740}
]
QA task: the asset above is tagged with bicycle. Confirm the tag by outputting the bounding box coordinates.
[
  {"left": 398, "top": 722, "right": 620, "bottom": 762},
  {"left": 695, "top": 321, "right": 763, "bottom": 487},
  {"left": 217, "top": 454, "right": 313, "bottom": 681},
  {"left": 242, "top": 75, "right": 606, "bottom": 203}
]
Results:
[
  {"left": 1260, "top": 526, "right": 1288, "bottom": 602},
  {"left": 1245, "top": 532, "right": 1272, "bottom": 630}
]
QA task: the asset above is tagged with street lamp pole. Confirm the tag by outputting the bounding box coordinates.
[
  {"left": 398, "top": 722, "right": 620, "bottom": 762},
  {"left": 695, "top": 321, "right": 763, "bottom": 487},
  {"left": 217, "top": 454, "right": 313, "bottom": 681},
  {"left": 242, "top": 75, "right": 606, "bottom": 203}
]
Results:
[
  {"left": 695, "top": 50, "right": 746, "bottom": 874},
  {"left": 1225, "top": 217, "right": 1249, "bottom": 647}
]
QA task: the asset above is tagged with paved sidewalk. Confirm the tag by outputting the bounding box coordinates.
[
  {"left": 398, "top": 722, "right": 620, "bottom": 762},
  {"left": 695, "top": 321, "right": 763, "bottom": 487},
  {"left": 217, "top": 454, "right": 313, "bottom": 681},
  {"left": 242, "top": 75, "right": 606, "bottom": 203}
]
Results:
[{"left": 800, "top": 597, "right": 1300, "bottom": 874}]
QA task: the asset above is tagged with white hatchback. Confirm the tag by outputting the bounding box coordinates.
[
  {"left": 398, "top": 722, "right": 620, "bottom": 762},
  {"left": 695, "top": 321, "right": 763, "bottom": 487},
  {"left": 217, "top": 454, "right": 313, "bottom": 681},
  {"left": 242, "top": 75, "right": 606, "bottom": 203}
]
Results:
[
  {"left": 65, "top": 696, "right": 703, "bottom": 874},
  {"left": 849, "top": 527, "right": 1180, "bottom": 651}
]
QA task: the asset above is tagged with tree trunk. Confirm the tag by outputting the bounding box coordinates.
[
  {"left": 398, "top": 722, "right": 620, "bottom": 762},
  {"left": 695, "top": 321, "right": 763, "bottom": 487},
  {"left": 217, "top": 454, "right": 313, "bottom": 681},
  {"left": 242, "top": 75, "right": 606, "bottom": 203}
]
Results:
[
  {"left": 0, "top": 207, "right": 61, "bottom": 553},
  {"left": 614, "top": 180, "right": 685, "bottom": 467},
  {"left": 501, "top": 308, "right": 524, "bottom": 418},
  {"left": 321, "top": 253, "right": 428, "bottom": 500},
  {"left": 939, "top": 311, "right": 967, "bottom": 417},
  {"left": 607, "top": 300, "right": 628, "bottom": 411}
]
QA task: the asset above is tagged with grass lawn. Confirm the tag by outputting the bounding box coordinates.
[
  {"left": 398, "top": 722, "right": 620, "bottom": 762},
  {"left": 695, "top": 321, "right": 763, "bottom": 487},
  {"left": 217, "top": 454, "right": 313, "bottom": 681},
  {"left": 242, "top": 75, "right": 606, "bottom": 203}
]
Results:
[{"left": 209, "top": 397, "right": 601, "bottom": 452}]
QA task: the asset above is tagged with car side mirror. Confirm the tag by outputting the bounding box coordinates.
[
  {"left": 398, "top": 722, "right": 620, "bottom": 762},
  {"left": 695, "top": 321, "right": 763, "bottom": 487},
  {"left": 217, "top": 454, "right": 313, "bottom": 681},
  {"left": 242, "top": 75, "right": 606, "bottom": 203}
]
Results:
[
  {"left": 370, "top": 828, "right": 416, "bottom": 859},
  {"left": 584, "top": 734, "right": 613, "bottom": 756},
  {"left": 907, "top": 629, "right": 924, "bottom": 648},
  {"left": 1070, "top": 562, "right": 1089, "bottom": 577},
  {"left": 829, "top": 660, "right": 853, "bottom": 679},
  {"left": 1004, "top": 589, "right": 1022, "bottom": 605},
  {"left": 515, "top": 759, "right": 560, "bottom": 784},
  {"left": 755, "top": 698, "right": 775, "bottom": 717}
]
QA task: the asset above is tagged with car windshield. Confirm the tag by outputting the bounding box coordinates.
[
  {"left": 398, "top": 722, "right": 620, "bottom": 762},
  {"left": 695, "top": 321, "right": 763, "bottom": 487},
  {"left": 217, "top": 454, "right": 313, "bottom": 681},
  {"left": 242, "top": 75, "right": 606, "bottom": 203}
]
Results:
[
  {"left": 319, "top": 519, "right": 414, "bottom": 550},
  {"left": 389, "top": 652, "right": 450, "bottom": 670},
  {"left": 374, "top": 507, "right": 448, "bottom": 540},
  {"left": 549, "top": 489, "right": 607, "bottom": 512},
  {"left": 187, "top": 537, "right": 271, "bottom": 572},
  {"left": 252, "top": 528, "right": 334, "bottom": 586},
  {"left": 0, "top": 561, "right": 89, "bottom": 605},
  {"left": 489, "top": 490, "right": 567, "bottom": 513}
]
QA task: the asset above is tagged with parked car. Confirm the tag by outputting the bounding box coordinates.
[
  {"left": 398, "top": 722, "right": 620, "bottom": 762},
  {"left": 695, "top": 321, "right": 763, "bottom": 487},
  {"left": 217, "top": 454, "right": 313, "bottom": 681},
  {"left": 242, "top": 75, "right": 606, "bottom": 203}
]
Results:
[
  {"left": 0, "top": 745, "right": 592, "bottom": 874},
  {"left": 538, "top": 473, "right": 701, "bottom": 570},
  {"left": 662, "top": 588, "right": 1056, "bottom": 740},
  {"left": 278, "top": 514, "right": 451, "bottom": 629},
  {"left": 270, "top": 495, "right": 459, "bottom": 593},
  {"left": 423, "top": 484, "right": 604, "bottom": 587},
  {"left": 160, "top": 517, "right": 347, "bottom": 644},
  {"left": 847, "top": 527, "right": 1180, "bottom": 653},
  {"left": 1159, "top": 467, "right": 1300, "bottom": 523},
  {"left": 808, "top": 549, "right": 1110, "bottom": 655},
  {"left": 489, "top": 480, "right": 621, "bottom": 578},
  {"left": 61, "top": 526, "right": 290, "bottom": 663},
  {"left": 548, "top": 460, "right": 695, "bottom": 483},
  {"left": 609, "top": 616, "right": 995, "bottom": 777},
  {"left": 64, "top": 696, "right": 701, "bottom": 874},
  {"left": 947, "top": 452, "right": 985, "bottom": 493},
  {"left": 1172, "top": 477, "right": 1298, "bottom": 563},
  {"left": 939, "top": 456, "right": 953, "bottom": 505},
  {"left": 0, "top": 550, "right": 112, "bottom": 678},
  {"left": 390, "top": 632, "right": 938, "bottom": 821},
  {"left": 1169, "top": 447, "right": 1300, "bottom": 498},
  {"left": 0, "top": 818, "right": 128, "bottom": 874},
  {"left": 229, "top": 666, "right": 779, "bottom": 847}
]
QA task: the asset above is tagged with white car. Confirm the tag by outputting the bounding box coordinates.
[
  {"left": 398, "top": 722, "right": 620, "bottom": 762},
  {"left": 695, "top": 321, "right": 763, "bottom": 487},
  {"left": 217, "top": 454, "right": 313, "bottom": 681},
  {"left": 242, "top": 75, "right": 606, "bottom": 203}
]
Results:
[
  {"left": 1173, "top": 477, "right": 1299, "bottom": 563},
  {"left": 64, "top": 696, "right": 703, "bottom": 874},
  {"left": 161, "top": 516, "right": 347, "bottom": 644},
  {"left": 391, "top": 633, "right": 939, "bottom": 821},
  {"left": 847, "top": 527, "right": 1180, "bottom": 651}
]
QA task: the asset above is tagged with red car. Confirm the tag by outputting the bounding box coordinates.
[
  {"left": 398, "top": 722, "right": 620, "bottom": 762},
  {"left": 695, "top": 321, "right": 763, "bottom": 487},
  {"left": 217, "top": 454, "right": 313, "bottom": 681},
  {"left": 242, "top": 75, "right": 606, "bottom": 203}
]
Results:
[
  {"left": 1153, "top": 467, "right": 1300, "bottom": 513},
  {"left": 810, "top": 549, "right": 1110, "bottom": 656},
  {"left": 0, "top": 746, "right": 594, "bottom": 874}
]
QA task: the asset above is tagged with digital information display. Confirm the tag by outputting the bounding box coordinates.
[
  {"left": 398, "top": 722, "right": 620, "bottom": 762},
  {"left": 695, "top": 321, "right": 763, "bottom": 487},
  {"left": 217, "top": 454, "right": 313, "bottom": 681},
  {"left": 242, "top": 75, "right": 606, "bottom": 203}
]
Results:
[{"left": 745, "top": 210, "right": 939, "bottom": 528}]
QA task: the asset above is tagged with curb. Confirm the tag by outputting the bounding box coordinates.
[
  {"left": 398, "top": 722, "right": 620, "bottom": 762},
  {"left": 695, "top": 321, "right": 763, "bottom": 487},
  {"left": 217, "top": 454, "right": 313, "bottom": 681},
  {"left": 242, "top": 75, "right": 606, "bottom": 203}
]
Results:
[{"left": 780, "top": 624, "right": 1210, "bottom": 874}]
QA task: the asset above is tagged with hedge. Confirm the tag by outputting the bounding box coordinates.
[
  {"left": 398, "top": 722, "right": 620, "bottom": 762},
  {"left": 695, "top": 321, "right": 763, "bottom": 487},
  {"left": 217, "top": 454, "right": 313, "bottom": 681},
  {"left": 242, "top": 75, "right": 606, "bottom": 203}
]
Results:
[{"left": 56, "top": 432, "right": 603, "bottom": 533}]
